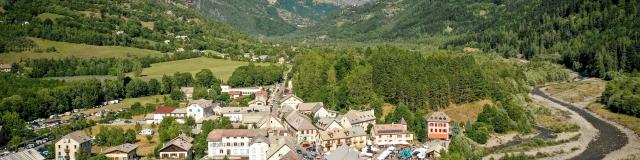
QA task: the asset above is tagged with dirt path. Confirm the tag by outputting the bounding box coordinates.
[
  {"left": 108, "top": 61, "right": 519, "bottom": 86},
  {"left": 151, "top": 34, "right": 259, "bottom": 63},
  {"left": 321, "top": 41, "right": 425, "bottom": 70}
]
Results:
[{"left": 532, "top": 87, "right": 628, "bottom": 160}]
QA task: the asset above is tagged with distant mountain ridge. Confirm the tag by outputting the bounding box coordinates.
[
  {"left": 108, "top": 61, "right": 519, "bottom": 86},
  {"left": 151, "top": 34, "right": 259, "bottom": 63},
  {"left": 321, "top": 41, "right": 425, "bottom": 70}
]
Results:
[{"left": 192, "top": 0, "right": 374, "bottom": 36}]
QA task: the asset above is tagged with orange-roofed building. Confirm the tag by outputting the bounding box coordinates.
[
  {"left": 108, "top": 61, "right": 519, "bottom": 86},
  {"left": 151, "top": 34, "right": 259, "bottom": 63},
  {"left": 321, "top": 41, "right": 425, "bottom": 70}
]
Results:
[{"left": 426, "top": 112, "right": 451, "bottom": 140}]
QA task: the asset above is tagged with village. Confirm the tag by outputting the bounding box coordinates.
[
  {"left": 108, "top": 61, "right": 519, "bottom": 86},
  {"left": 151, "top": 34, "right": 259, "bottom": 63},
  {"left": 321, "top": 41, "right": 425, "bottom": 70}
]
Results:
[{"left": 2, "top": 78, "right": 454, "bottom": 160}]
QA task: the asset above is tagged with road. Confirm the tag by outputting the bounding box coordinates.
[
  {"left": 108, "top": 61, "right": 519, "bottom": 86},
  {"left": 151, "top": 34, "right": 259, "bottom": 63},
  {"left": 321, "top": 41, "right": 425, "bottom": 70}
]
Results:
[{"left": 532, "top": 87, "right": 627, "bottom": 160}]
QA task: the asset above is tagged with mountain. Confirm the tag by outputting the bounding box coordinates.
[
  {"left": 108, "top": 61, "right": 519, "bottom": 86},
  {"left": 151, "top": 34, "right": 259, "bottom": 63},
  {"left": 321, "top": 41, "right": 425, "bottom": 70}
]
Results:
[
  {"left": 302, "top": 0, "right": 640, "bottom": 77},
  {"left": 0, "top": 0, "right": 288, "bottom": 57},
  {"left": 192, "top": 0, "right": 374, "bottom": 36}
]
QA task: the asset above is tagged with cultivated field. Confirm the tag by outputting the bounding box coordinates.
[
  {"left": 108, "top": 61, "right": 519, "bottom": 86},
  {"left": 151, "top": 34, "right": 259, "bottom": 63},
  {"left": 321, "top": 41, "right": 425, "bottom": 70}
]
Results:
[
  {"left": 0, "top": 38, "right": 164, "bottom": 63},
  {"left": 131, "top": 57, "right": 269, "bottom": 82}
]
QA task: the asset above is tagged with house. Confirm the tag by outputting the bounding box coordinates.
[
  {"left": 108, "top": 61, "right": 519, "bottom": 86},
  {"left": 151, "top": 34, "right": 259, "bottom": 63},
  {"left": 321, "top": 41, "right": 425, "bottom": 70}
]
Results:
[
  {"left": 187, "top": 99, "right": 215, "bottom": 122},
  {"left": 103, "top": 143, "right": 137, "bottom": 160},
  {"left": 318, "top": 127, "right": 368, "bottom": 152},
  {"left": 314, "top": 118, "right": 343, "bottom": 131},
  {"left": 284, "top": 112, "right": 318, "bottom": 147},
  {"left": 424, "top": 140, "right": 448, "bottom": 159},
  {"left": 265, "top": 137, "right": 302, "bottom": 160},
  {"left": 279, "top": 95, "right": 303, "bottom": 110},
  {"left": 0, "top": 148, "right": 45, "bottom": 160},
  {"left": 207, "top": 129, "right": 268, "bottom": 159},
  {"left": 0, "top": 64, "right": 11, "bottom": 72},
  {"left": 55, "top": 131, "right": 92, "bottom": 160},
  {"left": 150, "top": 107, "right": 186, "bottom": 124},
  {"left": 324, "top": 144, "right": 365, "bottom": 160},
  {"left": 278, "top": 57, "right": 286, "bottom": 64},
  {"left": 180, "top": 87, "right": 194, "bottom": 100},
  {"left": 426, "top": 112, "right": 451, "bottom": 140},
  {"left": 339, "top": 110, "right": 376, "bottom": 128},
  {"left": 139, "top": 128, "right": 154, "bottom": 135},
  {"left": 159, "top": 134, "right": 193, "bottom": 159},
  {"left": 249, "top": 96, "right": 268, "bottom": 107},
  {"left": 216, "top": 106, "right": 270, "bottom": 123},
  {"left": 255, "top": 90, "right": 269, "bottom": 99},
  {"left": 257, "top": 115, "right": 285, "bottom": 130},
  {"left": 297, "top": 102, "right": 330, "bottom": 118},
  {"left": 371, "top": 119, "right": 413, "bottom": 146},
  {"left": 221, "top": 85, "right": 262, "bottom": 98}
]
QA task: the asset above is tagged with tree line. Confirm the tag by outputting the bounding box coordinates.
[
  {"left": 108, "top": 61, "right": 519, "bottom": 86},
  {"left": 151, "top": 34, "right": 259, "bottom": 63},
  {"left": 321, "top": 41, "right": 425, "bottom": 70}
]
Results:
[
  {"left": 602, "top": 73, "right": 640, "bottom": 117},
  {"left": 227, "top": 63, "right": 285, "bottom": 88},
  {"left": 12, "top": 52, "right": 202, "bottom": 78}
]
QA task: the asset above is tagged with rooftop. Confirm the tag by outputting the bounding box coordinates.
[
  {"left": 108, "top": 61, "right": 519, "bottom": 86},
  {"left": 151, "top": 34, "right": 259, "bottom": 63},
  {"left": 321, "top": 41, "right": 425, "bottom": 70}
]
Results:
[
  {"left": 180, "top": 87, "right": 194, "bottom": 94},
  {"left": 344, "top": 110, "right": 375, "bottom": 124},
  {"left": 207, "top": 129, "right": 263, "bottom": 141},
  {"left": 154, "top": 106, "right": 176, "bottom": 114},
  {"left": 61, "top": 131, "right": 92, "bottom": 143},
  {"left": 374, "top": 124, "right": 410, "bottom": 135},
  {"left": 285, "top": 112, "right": 317, "bottom": 131},
  {"left": 0, "top": 149, "right": 44, "bottom": 160},
  {"left": 103, "top": 143, "right": 137, "bottom": 154},
  {"left": 426, "top": 112, "right": 451, "bottom": 123}
]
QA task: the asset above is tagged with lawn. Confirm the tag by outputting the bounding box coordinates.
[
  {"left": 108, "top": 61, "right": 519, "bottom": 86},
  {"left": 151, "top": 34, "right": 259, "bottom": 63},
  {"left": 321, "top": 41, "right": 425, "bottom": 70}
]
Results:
[
  {"left": 0, "top": 38, "right": 165, "bottom": 63},
  {"left": 587, "top": 103, "right": 640, "bottom": 135},
  {"left": 130, "top": 57, "right": 270, "bottom": 82},
  {"left": 545, "top": 78, "right": 605, "bottom": 103}
]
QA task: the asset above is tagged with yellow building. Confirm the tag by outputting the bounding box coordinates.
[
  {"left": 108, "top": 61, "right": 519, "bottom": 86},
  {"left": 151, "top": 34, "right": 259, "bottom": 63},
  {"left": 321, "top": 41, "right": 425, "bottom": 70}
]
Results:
[{"left": 318, "top": 127, "right": 368, "bottom": 152}]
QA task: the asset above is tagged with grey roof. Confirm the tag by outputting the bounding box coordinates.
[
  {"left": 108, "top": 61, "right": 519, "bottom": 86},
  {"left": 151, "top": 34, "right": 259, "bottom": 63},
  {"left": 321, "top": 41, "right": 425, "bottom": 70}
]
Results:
[
  {"left": 257, "top": 114, "right": 283, "bottom": 128},
  {"left": 266, "top": 136, "right": 297, "bottom": 159},
  {"left": 180, "top": 87, "right": 194, "bottom": 94},
  {"left": 279, "top": 95, "right": 303, "bottom": 103},
  {"left": 160, "top": 134, "right": 193, "bottom": 151},
  {"left": 284, "top": 112, "right": 317, "bottom": 131},
  {"left": 188, "top": 99, "right": 214, "bottom": 109},
  {"left": 297, "top": 102, "right": 323, "bottom": 112},
  {"left": 344, "top": 110, "right": 375, "bottom": 124},
  {"left": 103, "top": 143, "right": 137, "bottom": 154},
  {"left": 315, "top": 117, "right": 338, "bottom": 131},
  {"left": 325, "top": 144, "right": 364, "bottom": 160},
  {"left": 319, "top": 127, "right": 367, "bottom": 140},
  {"left": 0, "top": 149, "right": 44, "bottom": 160},
  {"left": 426, "top": 112, "right": 451, "bottom": 123},
  {"left": 62, "top": 131, "right": 92, "bottom": 143}
]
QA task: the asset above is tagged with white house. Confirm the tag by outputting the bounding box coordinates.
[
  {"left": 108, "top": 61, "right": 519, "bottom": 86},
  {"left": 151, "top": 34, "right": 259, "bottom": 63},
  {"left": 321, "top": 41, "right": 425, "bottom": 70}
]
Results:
[
  {"left": 150, "top": 107, "right": 186, "bottom": 124},
  {"left": 315, "top": 118, "right": 343, "bottom": 131},
  {"left": 221, "top": 85, "right": 262, "bottom": 96},
  {"left": 257, "top": 115, "right": 285, "bottom": 130},
  {"left": 216, "top": 106, "right": 269, "bottom": 123},
  {"left": 186, "top": 99, "right": 216, "bottom": 122},
  {"left": 339, "top": 110, "right": 376, "bottom": 128},
  {"left": 180, "top": 87, "right": 194, "bottom": 100},
  {"left": 284, "top": 111, "right": 318, "bottom": 146},
  {"left": 139, "top": 128, "right": 154, "bottom": 135},
  {"left": 297, "top": 102, "right": 330, "bottom": 118},
  {"left": 207, "top": 129, "right": 268, "bottom": 160},
  {"left": 279, "top": 95, "right": 303, "bottom": 110}
]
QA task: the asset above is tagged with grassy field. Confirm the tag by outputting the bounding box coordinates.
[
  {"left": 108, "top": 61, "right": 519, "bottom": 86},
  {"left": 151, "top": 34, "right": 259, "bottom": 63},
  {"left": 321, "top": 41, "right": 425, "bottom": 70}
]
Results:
[
  {"left": 37, "top": 13, "right": 65, "bottom": 20},
  {"left": 587, "top": 103, "right": 640, "bottom": 135},
  {"left": 130, "top": 57, "right": 270, "bottom": 82},
  {"left": 88, "top": 124, "right": 160, "bottom": 157},
  {"left": 0, "top": 38, "right": 165, "bottom": 63},
  {"left": 546, "top": 78, "right": 605, "bottom": 103},
  {"left": 441, "top": 100, "right": 493, "bottom": 123}
]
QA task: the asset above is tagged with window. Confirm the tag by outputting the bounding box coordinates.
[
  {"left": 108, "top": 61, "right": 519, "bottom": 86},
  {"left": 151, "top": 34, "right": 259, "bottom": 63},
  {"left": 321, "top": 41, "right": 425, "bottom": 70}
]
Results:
[
  {"left": 220, "top": 149, "right": 224, "bottom": 153},
  {"left": 430, "top": 129, "right": 433, "bottom": 132},
  {"left": 58, "top": 145, "right": 61, "bottom": 148},
  {"left": 444, "top": 129, "right": 447, "bottom": 133}
]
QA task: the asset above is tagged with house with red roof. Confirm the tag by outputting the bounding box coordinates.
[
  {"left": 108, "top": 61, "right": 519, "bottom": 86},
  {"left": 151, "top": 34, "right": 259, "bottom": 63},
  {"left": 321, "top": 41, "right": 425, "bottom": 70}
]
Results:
[{"left": 148, "top": 106, "right": 187, "bottom": 124}]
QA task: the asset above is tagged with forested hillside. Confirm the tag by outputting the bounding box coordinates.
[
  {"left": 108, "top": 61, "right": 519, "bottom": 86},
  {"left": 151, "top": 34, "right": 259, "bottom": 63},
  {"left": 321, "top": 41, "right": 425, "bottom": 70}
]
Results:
[
  {"left": 291, "top": 46, "right": 569, "bottom": 111},
  {"left": 0, "top": 0, "right": 277, "bottom": 56},
  {"left": 301, "top": 0, "right": 640, "bottom": 78},
  {"left": 192, "top": 0, "right": 372, "bottom": 36}
]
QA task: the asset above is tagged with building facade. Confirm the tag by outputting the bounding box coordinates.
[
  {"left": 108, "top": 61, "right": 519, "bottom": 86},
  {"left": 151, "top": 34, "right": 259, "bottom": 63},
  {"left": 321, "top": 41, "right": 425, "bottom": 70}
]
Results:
[
  {"left": 207, "top": 129, "right": 268, "bottom": 159},
  {"left": 426, "top": 112, "right": 451, "bottom": 140},
  {"left": 55, "top": 131, "right": 92, "bottom": 160},
  {"left": 371, "top": 121, "right": 414, "bottom": 146}
]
